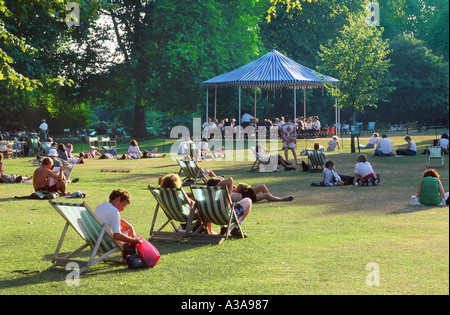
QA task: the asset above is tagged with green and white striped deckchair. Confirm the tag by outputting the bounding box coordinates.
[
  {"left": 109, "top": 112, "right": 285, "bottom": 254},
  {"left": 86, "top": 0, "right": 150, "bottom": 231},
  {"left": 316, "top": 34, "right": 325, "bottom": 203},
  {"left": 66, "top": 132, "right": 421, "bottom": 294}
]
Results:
[
  {"left": 426, "top": 146, "right": 444, "bottom": 168},
  {"left": 177, "top": 160, "right": 207, "bottom": 185},
  {"left": 189, "top": 186, "right": 244, "bottom": 245},
  {"left": 48, "top": 201, "right": 123, "bottom": 273},
  {"left": 30, "top": 137, "right": 42, "bottom": 155},
  {"left": 148, "top": 186, "right": 197, "bottom": 242},
  {"left": 306, "top": 149, "right": 325, "bottom": 172}
]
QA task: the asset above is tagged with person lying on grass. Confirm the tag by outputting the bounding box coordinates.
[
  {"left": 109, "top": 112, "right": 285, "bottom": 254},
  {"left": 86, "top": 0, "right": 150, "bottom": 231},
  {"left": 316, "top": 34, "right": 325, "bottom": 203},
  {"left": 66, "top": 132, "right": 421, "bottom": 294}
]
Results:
[
  {"left": 318, "top": 160, "right": 353, "bottom": 186},
  {"left": 0, "top": 153, "right": 33, "bottom": 184},
  {"left": 256, "top": 144, "right": 296, "bottom": 171},
  {"left": 206, "top": 177, "right": 294, "bottom": 203}
]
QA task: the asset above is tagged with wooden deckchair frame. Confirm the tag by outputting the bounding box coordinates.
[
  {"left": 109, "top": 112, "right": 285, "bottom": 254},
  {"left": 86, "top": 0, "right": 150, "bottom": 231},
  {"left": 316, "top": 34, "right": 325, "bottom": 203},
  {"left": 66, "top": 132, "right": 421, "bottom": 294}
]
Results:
[
  {"left": 48, "top": 201, "right": 123, "bottom": 273},
  {"left": 148, "top": 186, "right": 198, "bottom": 242}
]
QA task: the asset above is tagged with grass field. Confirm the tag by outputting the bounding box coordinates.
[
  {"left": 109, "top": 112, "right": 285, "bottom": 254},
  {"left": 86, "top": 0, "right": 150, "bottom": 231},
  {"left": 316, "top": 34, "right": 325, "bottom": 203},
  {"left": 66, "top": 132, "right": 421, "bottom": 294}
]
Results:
[{"left": 0, "top": 135, "right": 448, "bottom": 296}]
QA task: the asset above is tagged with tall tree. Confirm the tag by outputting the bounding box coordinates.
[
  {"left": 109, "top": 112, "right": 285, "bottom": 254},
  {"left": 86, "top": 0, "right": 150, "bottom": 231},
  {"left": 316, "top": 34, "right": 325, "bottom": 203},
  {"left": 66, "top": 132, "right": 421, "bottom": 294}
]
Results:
[
  {"left": 318, "top": 10, "right": 394, "bottom": 123},
  {"left": 0, "top": 0, "right": 101, "bottom": 89},
  {"left": 90, "top": 0, "right": 263, "bottom": 137},
  {"left": 372, "top": 34, "right": 449, "bottom": 124}
]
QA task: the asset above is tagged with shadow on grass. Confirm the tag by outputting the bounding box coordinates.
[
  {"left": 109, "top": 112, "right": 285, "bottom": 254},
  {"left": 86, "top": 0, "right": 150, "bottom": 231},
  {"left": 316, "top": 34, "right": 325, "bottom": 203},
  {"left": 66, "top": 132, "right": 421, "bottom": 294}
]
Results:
[
  {"left": 389, "top": 205, "right": 448, "bottom": 214},
  {"left": 0, "top": 240, "right": 214, "bottom": 291}
]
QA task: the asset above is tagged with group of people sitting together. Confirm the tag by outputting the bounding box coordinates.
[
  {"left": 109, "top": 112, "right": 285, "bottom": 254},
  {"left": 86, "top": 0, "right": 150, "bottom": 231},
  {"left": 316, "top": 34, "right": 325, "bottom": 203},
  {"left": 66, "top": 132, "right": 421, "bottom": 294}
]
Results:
[
  {"left": 202, "top": 114, "right": 325, "bottom": 140},
  {"left": 1, "top": 126, "right": 449, "bottom": 212},
  {"left": 119, "top": 139, "right": 166, "bottom": 160},
  {"left": 360, "top": 132, "right": 449, "bottom": 157},
  {"left": 157, "top": 170, "right": 294, "bottom": 237},
  {"left": 310, "top": 132, "right": 450, "bottom": 207}
]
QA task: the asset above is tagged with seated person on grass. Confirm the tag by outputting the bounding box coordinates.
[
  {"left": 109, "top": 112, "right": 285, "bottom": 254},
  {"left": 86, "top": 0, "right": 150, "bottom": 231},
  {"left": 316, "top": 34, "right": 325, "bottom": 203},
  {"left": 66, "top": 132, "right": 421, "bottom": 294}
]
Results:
[
  {"left": 326, "top": 136, "right": 341, "bottom": 152},
  {"left": 352, "top": 154, "right": 380, "bottom": 186},
  {"left": 410, "top": 169, "right": 448, "bottom": 206},
  {"left": 437, "top": 133, "right": 449, "bottom": 155},
  {"left": 32, "top": 157, "right": 67, "bottom": 194},
  {"left": 395, "top": 136, "right": 417, "bottom": 156},
  {"left": 314, "top": 160, "right": 353, "bottom": 186},
  {"left": 374, "top": 134, "right": 393, "bottom": 157}
]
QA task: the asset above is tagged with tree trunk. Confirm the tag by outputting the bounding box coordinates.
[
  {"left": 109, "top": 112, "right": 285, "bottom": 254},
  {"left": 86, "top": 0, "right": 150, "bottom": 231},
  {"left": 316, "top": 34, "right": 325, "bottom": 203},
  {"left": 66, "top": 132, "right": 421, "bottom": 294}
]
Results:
[{"left": 132, "top": 92, "right": 148, "bottom": 138}]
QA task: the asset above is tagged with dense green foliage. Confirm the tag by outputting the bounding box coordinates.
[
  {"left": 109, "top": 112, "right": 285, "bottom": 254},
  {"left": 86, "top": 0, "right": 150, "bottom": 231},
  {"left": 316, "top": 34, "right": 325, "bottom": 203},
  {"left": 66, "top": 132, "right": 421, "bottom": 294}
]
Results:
[
  {"left": 1, "top": 0, "right": 448, "bottom": 134},
  {"left": 318, "top": 10, "right": 394, "bottom": 124}
]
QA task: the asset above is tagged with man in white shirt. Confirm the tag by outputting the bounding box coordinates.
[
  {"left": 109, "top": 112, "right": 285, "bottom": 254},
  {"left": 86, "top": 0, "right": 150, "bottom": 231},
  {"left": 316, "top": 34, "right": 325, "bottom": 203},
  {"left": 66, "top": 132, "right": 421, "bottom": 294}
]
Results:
[
  {"left": 95, "top": 189, "right": 142, "bottom": 245},
  {"left": 39, "top": 119, "right": 48, "bottom": 139},
  {"left": 241, "top": 113, "right": 254, "bottom": 128},
  {"left": 374, "top": 134, "right": 393, "bottom": 157}
]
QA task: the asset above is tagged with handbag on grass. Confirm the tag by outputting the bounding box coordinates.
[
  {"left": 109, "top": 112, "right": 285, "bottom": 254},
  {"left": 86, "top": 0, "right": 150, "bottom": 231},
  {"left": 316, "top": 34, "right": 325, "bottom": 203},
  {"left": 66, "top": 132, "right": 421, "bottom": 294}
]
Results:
[{"left": 136, "top": 236, "right": 160, "bottom": 268}]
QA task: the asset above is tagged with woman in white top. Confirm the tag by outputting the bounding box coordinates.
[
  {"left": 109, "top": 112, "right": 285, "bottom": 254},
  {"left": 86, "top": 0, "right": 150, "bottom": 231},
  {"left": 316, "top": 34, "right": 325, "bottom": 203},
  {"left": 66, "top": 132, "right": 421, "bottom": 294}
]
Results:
[
  {"left": 364, "top": 133, "right": 379, "bottom": 149},
  {"left": 395, "top": 136, "right": 417, "bottom": 156},
  {"left": 437, "top": 133, "right": 449, "bottom": 154},
  {"left": 326, "top": 136, "right": 340, "bottom": 151},
  {"left": 353, "top": 154, "right": 379, "bottom": 186},
  {"left": 128, "top": 139, "right": 142, "bottom": 159}
]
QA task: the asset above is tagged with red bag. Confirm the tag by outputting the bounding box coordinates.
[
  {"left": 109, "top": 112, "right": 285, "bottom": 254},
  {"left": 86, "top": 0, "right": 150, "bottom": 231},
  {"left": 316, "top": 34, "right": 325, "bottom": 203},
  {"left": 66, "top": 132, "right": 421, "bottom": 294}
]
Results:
[{"left": 136, "top": 236, "right": 160, "bottom": 268}]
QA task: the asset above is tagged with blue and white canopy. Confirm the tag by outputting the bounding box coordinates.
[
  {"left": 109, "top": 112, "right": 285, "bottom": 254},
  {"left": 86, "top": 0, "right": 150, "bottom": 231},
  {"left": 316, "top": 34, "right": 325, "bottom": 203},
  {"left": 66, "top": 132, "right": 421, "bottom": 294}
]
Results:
[{"left": 201, "top": 49, "right": 339, "bottom": 90}]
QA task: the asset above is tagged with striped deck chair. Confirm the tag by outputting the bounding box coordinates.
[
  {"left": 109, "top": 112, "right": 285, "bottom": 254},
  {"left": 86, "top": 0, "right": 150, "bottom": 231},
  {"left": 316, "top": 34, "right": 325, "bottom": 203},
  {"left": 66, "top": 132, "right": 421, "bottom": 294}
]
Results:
[
  {"left": 306, "top": 149, "right": 325, "bottom": 172},
  {"left": 426, "top": 146, "right": 444, "bottom": 168},
  {"left": 189, "top": 186, "right": 244, "bottom": 245},
  {"left": 148, "top": 186, "right": 198, "bottom": 242},
  {"left": 48, "top": 201, "right": 123, "bottom": 273},
  {"left": 249, "top": 147, "right": 261, "bottom": 171},
  {"left": 177, "top": 160, "right": 207, "bottom": 185},
  {"left": 30, "top": 137, "right": 43, "bottom": 155},
  {"left": 249, "top": 146, "right": 279, "bottom": 172}
]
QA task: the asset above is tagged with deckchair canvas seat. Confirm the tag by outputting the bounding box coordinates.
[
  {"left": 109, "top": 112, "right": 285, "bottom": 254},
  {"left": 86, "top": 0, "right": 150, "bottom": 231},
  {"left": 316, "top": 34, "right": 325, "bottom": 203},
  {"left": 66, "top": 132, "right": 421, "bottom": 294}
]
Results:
[
  {"left": 426, "top": 146, "right": 444, "bottom": 168},
  {"left": 148, "top": 186, "right": 197, "bottom": 242},
  {"left": 48, "top": 201, "right": 123, "bottom": 273},
  {"left": 249, "top": 146, "right": 279, "bottom": 172},
  {"left": 188, "top": 186, "right": 244, "bottom": 245},
  {"left": 306, "top": 149, "right": 325, "bottom": 172},
  {"left": 177, "top": 160, "right": 208, "bottom": 186}
]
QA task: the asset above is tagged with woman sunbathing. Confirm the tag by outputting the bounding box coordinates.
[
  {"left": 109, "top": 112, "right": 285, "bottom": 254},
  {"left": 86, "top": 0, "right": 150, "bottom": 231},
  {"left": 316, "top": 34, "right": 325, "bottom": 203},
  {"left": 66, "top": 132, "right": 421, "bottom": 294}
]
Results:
[{"left": 207, "top": 177, "right": 294, "bottom": 203}]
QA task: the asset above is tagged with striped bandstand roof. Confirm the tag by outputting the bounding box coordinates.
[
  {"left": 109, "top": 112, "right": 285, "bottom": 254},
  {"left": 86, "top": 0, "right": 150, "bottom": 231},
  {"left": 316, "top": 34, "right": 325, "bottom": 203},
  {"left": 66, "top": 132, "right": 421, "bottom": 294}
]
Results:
[{"left": 201, "top": 49, "right": 339, "bottom": 90}]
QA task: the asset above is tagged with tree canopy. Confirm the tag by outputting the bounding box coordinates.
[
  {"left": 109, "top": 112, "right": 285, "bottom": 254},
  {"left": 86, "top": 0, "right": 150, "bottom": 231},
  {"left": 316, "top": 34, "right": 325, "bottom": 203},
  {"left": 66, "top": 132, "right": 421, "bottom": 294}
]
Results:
[{"left": 1, "top": 0, "right": 448, "bottom": 134}]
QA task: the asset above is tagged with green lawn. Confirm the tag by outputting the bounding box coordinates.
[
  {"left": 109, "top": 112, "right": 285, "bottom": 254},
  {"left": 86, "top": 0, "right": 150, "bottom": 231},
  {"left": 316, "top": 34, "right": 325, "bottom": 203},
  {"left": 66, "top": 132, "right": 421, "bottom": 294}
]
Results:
[{"left": 0, "top": 135, "right": 448, "bottom": 295}]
